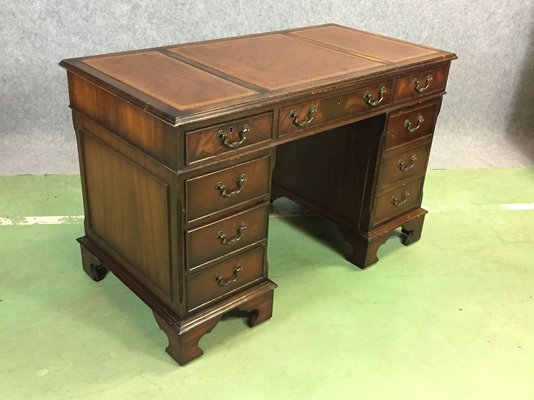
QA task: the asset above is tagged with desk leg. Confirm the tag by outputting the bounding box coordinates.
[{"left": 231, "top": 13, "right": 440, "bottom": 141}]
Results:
[
  {"left": 340, "top": 209, "right": 427, "bottom": 268},
  {"left": 401, "top": 215, "right": 425, "bottom": 245},
  {"left": 239, "top": 289, "right": 274, "bottom": 327},
  {"left": 154, "top": 281, "right": 276, "bottom": 365},
  {"left": 339, "top": 228, "right": 390, "bottom": 268},
  {"left": 80, "top": 242, "right": 108, "bottom": 281},
  {"left": 153, "top": 312, "right": 222, "bottom": 366}
]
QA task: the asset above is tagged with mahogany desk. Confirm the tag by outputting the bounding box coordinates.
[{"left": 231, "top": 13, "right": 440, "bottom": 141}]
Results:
[{"left": 60, "top": 24, "right": 456, "bottom": 365}]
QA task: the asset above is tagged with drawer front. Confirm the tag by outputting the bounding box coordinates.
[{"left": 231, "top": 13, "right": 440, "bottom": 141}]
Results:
[
  {"left": 186, "top": 203, "right": 269, "bottom": 269},
  {"left": 386, "top": 102, "right": 440, "bottom": 149},
  {"left": 187, "top": 245, "right": 265, "bottom": 311},
  {"left": 371, "top": 177, "right": 424, "bottom": 226},
  {"left": 278, "top": 81, "right": 393, "bottom": 136},
  {"left": 185, "top": 112, "right": 273, "bottom": 164},
  {"left": 378, "top": 139, "right": 432, "bottom": 189},
  {"left": 186, "top": 155, "right": 271, "bottom": 222},
  {"left": 395, "top": 65, "right": 448, "bottom": 102}
]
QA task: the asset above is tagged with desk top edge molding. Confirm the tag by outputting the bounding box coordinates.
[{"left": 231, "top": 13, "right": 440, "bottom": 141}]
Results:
[{"left": 60, "top": 24, "right": 457, "bottom": 127}]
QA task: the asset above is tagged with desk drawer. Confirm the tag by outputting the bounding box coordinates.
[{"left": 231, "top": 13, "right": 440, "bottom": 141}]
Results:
[
  {"left": 371, "top": 177, "right": 424, "bottom": 226},
  {"left": 185, "top": 112, "right": 273, "bottom": 164},
  {"left": 385, "top": 102, "right": 440, "bottom": 149},
  {"left": 186, "top": 155, "right": 271, "bottom": 222},
  {"left": 395, "top": 65, "right": 448, "bottom": 102},
  {"left": 278, "top": 81, "right": 392, "bottom": 136},
  {"left": 186, "top": 203, "right": 269, "bottom": 269},
  {"left": 378, "top": 139, "right": 432, "bottom": 189},
  {"left": 187, "top": 245, "right": 265, "bottom": 311}
]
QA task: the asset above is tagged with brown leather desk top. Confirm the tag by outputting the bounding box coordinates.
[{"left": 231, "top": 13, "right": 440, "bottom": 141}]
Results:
[{"left": 60, "top": 24, "right": 455, "bottom": 125}]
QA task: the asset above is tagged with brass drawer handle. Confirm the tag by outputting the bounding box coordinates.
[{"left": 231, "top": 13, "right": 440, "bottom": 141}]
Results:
[
  {"left": 413, "top": 74, "right": 433, "bottom": 93},
  {"left": 214, "top": 264, "right": 243, "bottom": 287},
  {"left": 216, "top": 222, "right": 247, "bottom": 246},
  {"left": 289, "top": 106, "right": 318, "bottom": 127},
  {"left": 216, "top": 174, "right": 247, "bottom": 198},
  {"left": 217, "top": 124, "right": 250, "bottom": 149},
  {"left": 391, "top": 190, "right": 410, "bottom": 207},
  {"left": 398, "top": 154, "right": 417, "bottom": 172},
  {"left": 404, "top": 115, "right": 424, "bottom": 133},
  {"left": 363, "top": 86, "right": 387, "bottom": 107}
]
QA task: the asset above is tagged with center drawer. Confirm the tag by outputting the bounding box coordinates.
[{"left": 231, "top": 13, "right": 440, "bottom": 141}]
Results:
[
  {"left": 186, "top": 203, "right": 269, "bottom": 269},
  {"left": 185, "top": 155, "right": 271, "bottom": 222},
  {"left": 278, "top": 81, "right": 392, "bottom": 136}
]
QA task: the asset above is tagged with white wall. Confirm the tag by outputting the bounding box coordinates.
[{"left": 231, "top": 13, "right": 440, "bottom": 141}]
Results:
[{"left": 1, "top": 0, "right": 533, "bottom": 174}]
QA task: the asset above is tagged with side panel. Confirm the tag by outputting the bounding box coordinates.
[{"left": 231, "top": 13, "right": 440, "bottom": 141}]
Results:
[{"left": 80, "top": 130, "right": 173, "bottom": 299}]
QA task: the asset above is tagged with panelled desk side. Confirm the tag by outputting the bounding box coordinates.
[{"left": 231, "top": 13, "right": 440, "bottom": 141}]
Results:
[{"left": 60, "top": 24, "right": 456, "bottom": 365}]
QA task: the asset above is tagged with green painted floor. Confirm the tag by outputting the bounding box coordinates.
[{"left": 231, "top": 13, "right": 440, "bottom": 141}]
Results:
[{"left": 1, "top": 169, "right": 533, "bottom": 399}]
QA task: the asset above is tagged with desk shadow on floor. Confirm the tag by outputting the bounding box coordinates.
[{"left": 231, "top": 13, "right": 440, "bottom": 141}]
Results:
[
  {"left": 271, "top": 201, "right": 406, "bottom": 268},
  {"left": 88, "top": 275, "right": 260, "bottom": 365}
]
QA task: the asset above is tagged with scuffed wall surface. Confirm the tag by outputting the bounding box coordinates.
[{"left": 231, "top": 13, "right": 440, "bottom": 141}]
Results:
[{"left": 1, "top": 0, "right": 533, "bottom": 174}]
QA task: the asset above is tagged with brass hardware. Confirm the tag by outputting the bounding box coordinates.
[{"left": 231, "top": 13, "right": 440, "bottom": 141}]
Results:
[
  {"left": 404, "top": 115, "right": 424, "bottom": 133},
  {"left": 217, "top": 124, "right": 250, "bottom": 149},
  {"left": 288, "top": 106, "right": 318, "bottom": 127},
  {"left": 398, "top": 154, "right": 417, "bottom": 172},
  {"left": 214, "top": 264, "right": 243, "bottom": 287},
  {"left": 216, "top": 174, "right": 247, "bottom": 198},
  {"left": 216, "top": 222, "right": 247, "bottom": 246},
  {"left": 413, "top": 74, "right": 433, "bottom": 93},
  {"left": 391, "top": 190, "right": 410, "bottom": 207},
  {"left": 363, "top": 86, "right": 387, "bottom": 107}
]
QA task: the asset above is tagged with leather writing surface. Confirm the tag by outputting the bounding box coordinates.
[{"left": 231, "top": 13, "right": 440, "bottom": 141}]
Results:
[
  {"left": 83, "top": 51, "right": 257, "bottom": 111},
  {"left": 170, "top": 34, "right": 383, "bottom": 91},
  {"left": 291, "top": 25, "right": 437, "bottom": 63}
]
